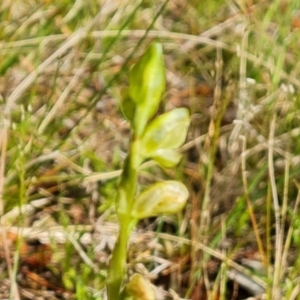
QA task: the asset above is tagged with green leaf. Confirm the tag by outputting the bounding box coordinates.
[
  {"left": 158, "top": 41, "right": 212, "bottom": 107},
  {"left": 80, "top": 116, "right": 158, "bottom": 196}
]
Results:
[
  {"left": 132, "top": 181, "right": 189, "bottom": 219},
  {"left": 129, "top": 43, "right": 165, "bottom": 136},
  {"left": 141, "top": 108, "right": 190, "bottom": 155}
]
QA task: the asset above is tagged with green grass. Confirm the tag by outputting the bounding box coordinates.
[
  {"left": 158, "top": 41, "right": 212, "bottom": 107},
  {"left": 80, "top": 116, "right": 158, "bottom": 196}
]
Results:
[{"left": 1, "top": 0, "right": 300, "bottom": 299}]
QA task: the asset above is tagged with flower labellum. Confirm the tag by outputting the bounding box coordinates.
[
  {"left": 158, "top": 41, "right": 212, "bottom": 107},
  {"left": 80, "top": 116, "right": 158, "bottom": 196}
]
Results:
[{"left": 132, "top": 181, "right": 189, "bottom": 219}]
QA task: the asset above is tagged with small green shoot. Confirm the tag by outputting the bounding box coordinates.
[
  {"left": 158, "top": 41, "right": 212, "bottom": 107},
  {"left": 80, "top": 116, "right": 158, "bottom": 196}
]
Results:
[{"left": 106, "top": 42, "right": 190, "bottom": 300}]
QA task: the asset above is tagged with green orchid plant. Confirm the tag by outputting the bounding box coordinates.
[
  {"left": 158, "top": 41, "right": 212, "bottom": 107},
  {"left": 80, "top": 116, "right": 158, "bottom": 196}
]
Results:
[{"left": 106, "top": 42, "right": 190, "bottom": 300}]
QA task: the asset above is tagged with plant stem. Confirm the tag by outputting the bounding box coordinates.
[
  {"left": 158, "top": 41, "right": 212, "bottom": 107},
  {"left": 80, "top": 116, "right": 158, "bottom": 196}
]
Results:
[
  {"left": 107, "top": 217, "right": 133, "bottom": 299},
  {"left": 107, "top": 139, "right": 140, "bottom": 299}
]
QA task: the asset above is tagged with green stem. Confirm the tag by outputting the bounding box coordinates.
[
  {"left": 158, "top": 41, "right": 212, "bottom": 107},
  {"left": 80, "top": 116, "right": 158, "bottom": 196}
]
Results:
[
  {"left": 107, "top": 139, "right": 141, "bottom": 299},
  {"left": 107, "top": 217, "right": 134, "bottom": 299}
]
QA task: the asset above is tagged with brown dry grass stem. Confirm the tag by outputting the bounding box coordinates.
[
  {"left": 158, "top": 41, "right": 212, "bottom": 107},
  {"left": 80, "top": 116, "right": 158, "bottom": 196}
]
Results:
[
  {"left": 268, "top": 114, "right": 282, "bottom": 300},
  {"left": 241, "top": 137, "right": 267, "bottom": 268}
]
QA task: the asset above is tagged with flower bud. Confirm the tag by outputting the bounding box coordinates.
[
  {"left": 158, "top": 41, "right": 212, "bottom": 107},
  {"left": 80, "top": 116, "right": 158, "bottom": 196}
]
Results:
[{"left": 129, "top": 43, "right": 165, "bottom": 136}]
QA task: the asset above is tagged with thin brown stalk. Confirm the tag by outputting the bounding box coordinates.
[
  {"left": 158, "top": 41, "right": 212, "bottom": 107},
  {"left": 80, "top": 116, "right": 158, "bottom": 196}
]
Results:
[{"left": 241, "top": 136, "right": 267, "bottom": 268}]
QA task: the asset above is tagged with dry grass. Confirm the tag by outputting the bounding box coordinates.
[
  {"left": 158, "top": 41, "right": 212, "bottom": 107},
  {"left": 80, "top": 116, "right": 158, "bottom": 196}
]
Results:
[{"left": 1, "top": 0, "right": 300, "bottom": 299}]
